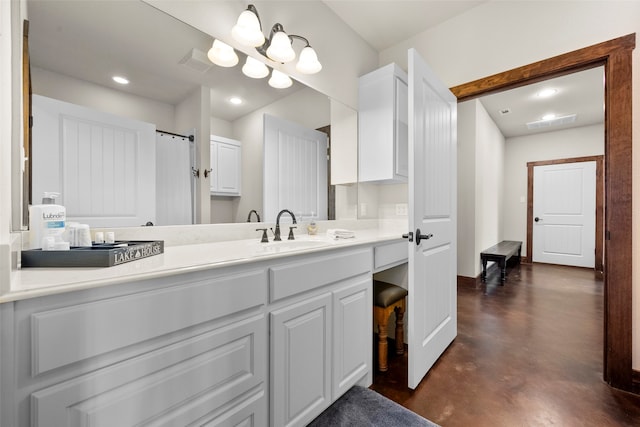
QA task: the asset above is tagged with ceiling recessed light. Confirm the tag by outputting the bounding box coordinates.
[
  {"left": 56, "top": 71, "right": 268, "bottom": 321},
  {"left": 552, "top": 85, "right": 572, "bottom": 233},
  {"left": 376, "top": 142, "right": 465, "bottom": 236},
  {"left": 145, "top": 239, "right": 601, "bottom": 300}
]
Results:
[
  {"left": 537, "top": 88, "right": 557, "bottom": 98},
  {"left": 112, "top": 76, "right": 129, "bottom": 85},
  {"left": 229, "top": 97, "right": 243, "bottom": 105},
  {"left": 542, "top": 113, "right": 556, "bottom": 121}
]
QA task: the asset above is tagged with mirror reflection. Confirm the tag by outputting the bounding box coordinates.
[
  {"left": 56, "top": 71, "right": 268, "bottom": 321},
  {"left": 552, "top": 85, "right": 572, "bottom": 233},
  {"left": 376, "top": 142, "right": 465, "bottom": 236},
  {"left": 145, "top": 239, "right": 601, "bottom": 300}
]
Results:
[{"left": 27, "top": 0, "right": 358, "bottom": 227}]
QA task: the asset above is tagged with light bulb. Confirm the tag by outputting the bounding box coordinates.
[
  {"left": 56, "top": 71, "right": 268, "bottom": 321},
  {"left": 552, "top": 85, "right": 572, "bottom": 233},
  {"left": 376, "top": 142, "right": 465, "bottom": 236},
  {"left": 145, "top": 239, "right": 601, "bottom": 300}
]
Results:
[
  {"left": 232, "top": 8, "right": 265, "bottom": 47},
  {"left": 266, "top": 31, "right": 295, "bottom": 63},
  {"left": 207, "top": 39, "right": 238, "bottom": 67},
  {"left": 242, "top": 56, "right": 269, "bottom": 79},
  {"left": 268, "top": 69, "right": 292, "bottom": 89},
  {"left": 296, "top": 46, "right": 322, "bottom": 74}
]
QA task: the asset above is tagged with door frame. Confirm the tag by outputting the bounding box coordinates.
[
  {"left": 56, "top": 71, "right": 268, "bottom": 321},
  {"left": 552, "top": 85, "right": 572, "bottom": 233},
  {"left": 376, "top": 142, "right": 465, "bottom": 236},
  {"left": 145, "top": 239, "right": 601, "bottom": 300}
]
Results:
[
  {"left": 450, "top": 33, "right": 635, "bottom": 391},
  {"left": 526, "top": 156, "right": 604, "bottom": 276}
]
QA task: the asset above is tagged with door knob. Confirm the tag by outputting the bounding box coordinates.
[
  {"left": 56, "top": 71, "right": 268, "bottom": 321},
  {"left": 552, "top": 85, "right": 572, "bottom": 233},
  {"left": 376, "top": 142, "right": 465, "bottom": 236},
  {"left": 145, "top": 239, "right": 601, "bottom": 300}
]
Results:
[
  {"left": 415, "top": 228, "right": 433, "bottom": 245},
  {"left": 534, "top": 217, "right": 541, "bottom": 222},
  {"left": 402, "top": 231, "right": 414, "bottom": 242}
]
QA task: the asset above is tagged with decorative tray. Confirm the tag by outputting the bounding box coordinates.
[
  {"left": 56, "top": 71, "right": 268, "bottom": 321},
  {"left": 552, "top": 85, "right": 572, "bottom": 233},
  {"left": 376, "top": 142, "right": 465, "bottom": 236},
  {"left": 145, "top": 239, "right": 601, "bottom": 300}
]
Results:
[{"left": 21, "top": 240, "right": 164, "bottom": 268}]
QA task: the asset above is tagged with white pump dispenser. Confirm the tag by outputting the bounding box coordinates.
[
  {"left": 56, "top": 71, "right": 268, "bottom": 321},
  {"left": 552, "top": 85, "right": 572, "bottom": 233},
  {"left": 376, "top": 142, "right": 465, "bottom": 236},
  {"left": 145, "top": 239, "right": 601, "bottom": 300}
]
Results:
[{"left": 29, "top": 192, "right": 67, "bottom": 249}]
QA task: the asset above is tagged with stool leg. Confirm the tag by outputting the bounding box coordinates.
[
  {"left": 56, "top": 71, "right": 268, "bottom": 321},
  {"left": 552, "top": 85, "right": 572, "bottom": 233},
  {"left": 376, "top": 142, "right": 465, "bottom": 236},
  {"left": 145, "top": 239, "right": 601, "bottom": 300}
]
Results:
[
  {"left": 394, "top": 302, "right": 405, "bottom": 355},
  {"left": 374, "top": 307, "right": 389, "bottom": 372}
]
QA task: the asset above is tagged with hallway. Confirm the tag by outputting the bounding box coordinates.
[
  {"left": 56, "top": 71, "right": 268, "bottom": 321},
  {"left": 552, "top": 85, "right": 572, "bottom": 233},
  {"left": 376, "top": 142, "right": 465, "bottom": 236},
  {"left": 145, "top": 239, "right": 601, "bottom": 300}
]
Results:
[{"left": 371, "top": 263, "right": 640, "bottom": 426}]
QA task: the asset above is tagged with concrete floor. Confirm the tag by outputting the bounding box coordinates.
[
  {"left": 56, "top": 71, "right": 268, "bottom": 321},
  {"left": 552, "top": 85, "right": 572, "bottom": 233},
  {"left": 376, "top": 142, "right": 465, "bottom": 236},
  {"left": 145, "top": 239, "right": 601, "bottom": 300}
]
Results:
[{"left": 371, "top": 263, "right": 640, "bottom": 426}]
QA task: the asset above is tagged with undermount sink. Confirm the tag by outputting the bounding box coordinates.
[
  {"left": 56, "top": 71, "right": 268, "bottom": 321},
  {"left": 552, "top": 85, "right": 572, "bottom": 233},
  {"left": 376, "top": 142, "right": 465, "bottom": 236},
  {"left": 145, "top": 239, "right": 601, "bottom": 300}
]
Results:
[{"left": 250, "top": 239, "right": 329, "bottom": 255}]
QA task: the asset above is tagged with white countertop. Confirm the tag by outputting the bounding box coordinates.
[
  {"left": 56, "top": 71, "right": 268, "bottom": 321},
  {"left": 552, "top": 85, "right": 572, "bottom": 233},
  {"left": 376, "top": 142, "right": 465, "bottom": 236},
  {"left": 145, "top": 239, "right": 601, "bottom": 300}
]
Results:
[{"left": 5, "top": 228, "right": 405, "bottom": 303}]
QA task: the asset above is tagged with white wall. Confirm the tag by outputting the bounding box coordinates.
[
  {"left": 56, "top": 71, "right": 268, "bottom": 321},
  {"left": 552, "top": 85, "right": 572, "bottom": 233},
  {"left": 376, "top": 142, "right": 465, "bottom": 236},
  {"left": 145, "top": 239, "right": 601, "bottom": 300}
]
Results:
[
  {"left": 31, "top": 67, "right": 175, "bottom": 130},
  {"left": 231, "top": 87, "right": 330, "bottom": 224},
  {"left": 175, "top": 86, "right": 210, "bottom": 224},
  {"left": 456, "top": 99, "right": 505, "bottom": 278},
  {"left": 210, "top": 116, "right": 232, "bottom": 139},
  {"left": 457, "top": 101, "right": 477, "bottom": 278},
  {"left": 330, "top": 99, "right": 358, "bottom": 185},
  {"left": 475, "top": 100, "right": 505, "bottom": 275},
  {"left": 379, "top": 0, "right": 640, "bottom": 370},
  {"left": 503, "top": 124, "right": 605, "bottom": 254}
]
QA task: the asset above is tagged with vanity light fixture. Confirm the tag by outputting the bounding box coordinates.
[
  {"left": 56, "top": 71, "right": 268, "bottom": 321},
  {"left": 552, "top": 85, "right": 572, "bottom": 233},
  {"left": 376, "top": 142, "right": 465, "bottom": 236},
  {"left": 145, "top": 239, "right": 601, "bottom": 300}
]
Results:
[
  {"left": 207, "top": 39, "right": 239, "bottom": 67},
  {"left": 268, "top": 69, "right": 293, "bottom": 89},
  {"left": 242, "top": 56, "right": 270, "bottom": 79},
  {"left": 231, "top": 5, "right": 265, "bottom": 47},
  {"left": 112, "top": 76, "right": 129, "bottom": 85},
  {"left": 230, "top": 4, "right": 322, "bottom": 75}
]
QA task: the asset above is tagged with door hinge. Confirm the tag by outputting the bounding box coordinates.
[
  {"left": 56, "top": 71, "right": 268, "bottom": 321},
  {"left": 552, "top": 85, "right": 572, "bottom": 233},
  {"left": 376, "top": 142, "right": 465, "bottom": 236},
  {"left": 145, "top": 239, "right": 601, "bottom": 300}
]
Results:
[{"left": 606, "top": 230, "right": 611, "bottom": 240}]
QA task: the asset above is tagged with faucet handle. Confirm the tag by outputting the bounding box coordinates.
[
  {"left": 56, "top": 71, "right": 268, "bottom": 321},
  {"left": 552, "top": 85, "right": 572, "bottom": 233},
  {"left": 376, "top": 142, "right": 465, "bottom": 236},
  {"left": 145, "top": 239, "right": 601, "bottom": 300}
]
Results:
[
  {"left": 288, "top": 226, "right": 297, "bottom": 241},
  {"left": 256, "top": 228, "right": 269, "bottom": 243}
]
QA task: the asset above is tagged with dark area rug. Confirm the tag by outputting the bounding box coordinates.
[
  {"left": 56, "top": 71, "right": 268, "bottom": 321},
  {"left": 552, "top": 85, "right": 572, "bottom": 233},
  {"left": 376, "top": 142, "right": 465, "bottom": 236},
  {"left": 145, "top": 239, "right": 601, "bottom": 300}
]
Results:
[{"left": 308, "top": 385, "right": 440, "bottom": 426}]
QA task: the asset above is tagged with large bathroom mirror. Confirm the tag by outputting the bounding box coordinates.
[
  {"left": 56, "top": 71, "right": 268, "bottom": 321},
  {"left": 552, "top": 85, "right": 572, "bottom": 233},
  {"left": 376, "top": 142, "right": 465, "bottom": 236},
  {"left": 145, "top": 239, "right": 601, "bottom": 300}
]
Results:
[{"left": 25, "top": 0, "right": 358, "bottom": 227}]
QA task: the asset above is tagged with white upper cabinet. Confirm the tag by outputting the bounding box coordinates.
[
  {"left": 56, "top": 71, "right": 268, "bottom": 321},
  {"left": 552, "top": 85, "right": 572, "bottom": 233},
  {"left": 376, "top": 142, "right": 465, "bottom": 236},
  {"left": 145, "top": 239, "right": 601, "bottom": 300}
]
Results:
[
  {"left": 210, "top": 135, "right": 241, "bottom": 196},
  {"left": 358, "top": 63, "right": 408, "bottom": 183}
]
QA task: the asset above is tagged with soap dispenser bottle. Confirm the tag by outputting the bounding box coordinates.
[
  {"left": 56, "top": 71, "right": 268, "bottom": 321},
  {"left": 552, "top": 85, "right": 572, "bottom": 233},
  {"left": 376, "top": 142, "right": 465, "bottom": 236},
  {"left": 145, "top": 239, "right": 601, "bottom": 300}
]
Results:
[
  {"left": 307, "top": 211, "right": 318, "bottom": 235},
  {"left": 29, "top": 192, "right": 66, "bottom": 249}
]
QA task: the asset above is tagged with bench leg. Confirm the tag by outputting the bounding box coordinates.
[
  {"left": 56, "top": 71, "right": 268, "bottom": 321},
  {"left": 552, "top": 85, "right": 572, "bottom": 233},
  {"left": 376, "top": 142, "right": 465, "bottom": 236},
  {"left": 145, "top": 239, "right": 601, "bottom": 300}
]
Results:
[
  {"left": 374, "top": 306, "right": 390, "bottom": 372},
  {"left": 500, "top": 259, "right": 506, "bottom": 285},
  {"left": 394, "top": 301, "right": 405, "bottom": 355},
  {"left": 481, "top": 258, "right": 488, "bottom": 282}
]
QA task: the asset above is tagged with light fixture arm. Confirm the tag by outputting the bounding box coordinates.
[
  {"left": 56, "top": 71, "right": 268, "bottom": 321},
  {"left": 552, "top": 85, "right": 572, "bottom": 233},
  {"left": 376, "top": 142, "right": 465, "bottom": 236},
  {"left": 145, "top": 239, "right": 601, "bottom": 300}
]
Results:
[
  {"left": 246, "top": 4, "right": 262, "bottom": 30},
  {"left": 256, "top": 23, "right": 311, "bottom": 60}
]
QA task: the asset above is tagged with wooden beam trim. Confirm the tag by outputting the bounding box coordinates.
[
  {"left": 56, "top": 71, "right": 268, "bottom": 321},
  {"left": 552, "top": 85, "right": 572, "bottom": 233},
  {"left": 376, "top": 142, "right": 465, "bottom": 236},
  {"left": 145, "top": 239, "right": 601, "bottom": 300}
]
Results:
[
  {"left": 451, "top": 33, "right": 636, "bottom": 102},
  {"left": 603, "top": 48, "right": 634, "bottom": 389}
]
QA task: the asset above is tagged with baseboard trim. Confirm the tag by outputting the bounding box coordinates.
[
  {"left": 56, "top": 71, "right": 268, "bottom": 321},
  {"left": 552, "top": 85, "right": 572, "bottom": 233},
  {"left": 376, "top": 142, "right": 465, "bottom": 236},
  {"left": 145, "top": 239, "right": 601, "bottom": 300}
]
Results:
[
  {"left": 457, "top": 275, "right": 482, "bottom": 288},
  {"left": 632, "top": 370, "right": 640, "bottom": 394}
]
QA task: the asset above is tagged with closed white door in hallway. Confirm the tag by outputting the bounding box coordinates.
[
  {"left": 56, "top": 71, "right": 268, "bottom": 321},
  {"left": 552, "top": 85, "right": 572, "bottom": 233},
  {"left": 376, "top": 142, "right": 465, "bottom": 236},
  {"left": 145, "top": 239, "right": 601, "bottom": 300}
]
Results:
[{"left": 533, "top": 161, "right": 596, "bottom": 268}]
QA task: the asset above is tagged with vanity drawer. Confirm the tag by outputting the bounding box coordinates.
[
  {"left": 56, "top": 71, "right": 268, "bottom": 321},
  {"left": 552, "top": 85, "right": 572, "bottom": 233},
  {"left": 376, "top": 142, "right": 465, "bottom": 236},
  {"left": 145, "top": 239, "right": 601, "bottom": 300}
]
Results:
[
  {"left": 31, "top": 269, "right": 266, "bottom": 375},
  {"left": 269, "top": 249, "right": 371, "bottom": 302},
  {"left": 31, "top": 314, "right": 266, "bottom": 427},
  {"left": 374, "top": 241, "right": 408, "bottom": 272}
]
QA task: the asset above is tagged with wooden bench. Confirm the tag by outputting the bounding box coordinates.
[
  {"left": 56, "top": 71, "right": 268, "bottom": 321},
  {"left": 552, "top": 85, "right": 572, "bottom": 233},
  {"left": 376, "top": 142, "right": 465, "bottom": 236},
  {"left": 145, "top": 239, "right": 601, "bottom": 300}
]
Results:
[{"left": 480, "top": 241, "right": 522, "bottom": 284}]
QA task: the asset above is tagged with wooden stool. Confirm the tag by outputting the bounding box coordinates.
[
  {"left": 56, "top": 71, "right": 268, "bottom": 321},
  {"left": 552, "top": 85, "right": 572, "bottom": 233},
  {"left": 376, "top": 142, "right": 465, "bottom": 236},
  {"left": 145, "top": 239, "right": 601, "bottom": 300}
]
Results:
[{"left": 373, "top": 280, "right": 408, "bottom": 372}]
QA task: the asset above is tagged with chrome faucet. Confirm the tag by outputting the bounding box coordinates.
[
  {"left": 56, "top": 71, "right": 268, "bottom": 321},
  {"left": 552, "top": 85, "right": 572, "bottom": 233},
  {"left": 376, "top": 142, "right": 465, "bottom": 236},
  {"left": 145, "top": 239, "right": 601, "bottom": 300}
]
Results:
[
  {"left": 274, "top": 209, "right": 297, "bottom": 241},
  {"left": 246, "top": 209, "right": 261, "bottom": 222}
]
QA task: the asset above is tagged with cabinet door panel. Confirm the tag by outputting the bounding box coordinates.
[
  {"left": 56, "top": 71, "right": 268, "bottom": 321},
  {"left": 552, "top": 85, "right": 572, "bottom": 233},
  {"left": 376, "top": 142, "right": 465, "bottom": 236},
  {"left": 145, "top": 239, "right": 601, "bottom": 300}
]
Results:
[
  {"left": 31, "top": 315, "right": 266, "bottom": 427},
  {"left": 217, "top": 142, "right": 241, "bottom": 194},
  {"left": 333, "top": 277, "right": 372, "bottom": 399},
  {"left": 210, "top": 136, "right": 241, "bottom": 196},
  {"left": 271, "top": 294, "right": 331, "bottom": 427}
]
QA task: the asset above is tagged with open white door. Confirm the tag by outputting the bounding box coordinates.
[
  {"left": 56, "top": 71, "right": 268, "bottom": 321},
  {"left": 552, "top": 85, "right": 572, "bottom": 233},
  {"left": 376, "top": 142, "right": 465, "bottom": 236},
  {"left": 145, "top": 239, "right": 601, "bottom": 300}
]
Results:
[
  {"left": 407, "top": 49, "right": 457, "bottom": 389},
  {"left": 533, "top": 161, "right": 596, "bottom": 267}
]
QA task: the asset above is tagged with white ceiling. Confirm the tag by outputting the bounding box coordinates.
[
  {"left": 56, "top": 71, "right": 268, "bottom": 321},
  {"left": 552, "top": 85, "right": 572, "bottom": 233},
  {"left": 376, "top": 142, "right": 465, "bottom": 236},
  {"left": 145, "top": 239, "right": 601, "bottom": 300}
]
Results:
[
  {"left": 27, "top": 0, "right": 603, "bottom": 136},
  {"left": 322, "top": 0, "right": 487, "bottom": 51}
]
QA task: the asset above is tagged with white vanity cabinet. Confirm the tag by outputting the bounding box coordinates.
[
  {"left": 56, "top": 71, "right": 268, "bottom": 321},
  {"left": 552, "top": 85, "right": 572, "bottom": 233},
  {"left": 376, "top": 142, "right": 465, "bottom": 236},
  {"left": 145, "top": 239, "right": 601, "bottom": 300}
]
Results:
[
  {"left": 268, "top": 248, "right": 372, "bottom": 427},
  {"left": 1, "top": 237, "right": 403, "bottom": 427},
  {"left": 358, "top": 63, "right": 408, "bottom": 183},
  {"left": 210, "top": 135, "right": 242, "bottom": 196},
  {"left": 2, "top": 267, "right": 269, "bottom": 427}
]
